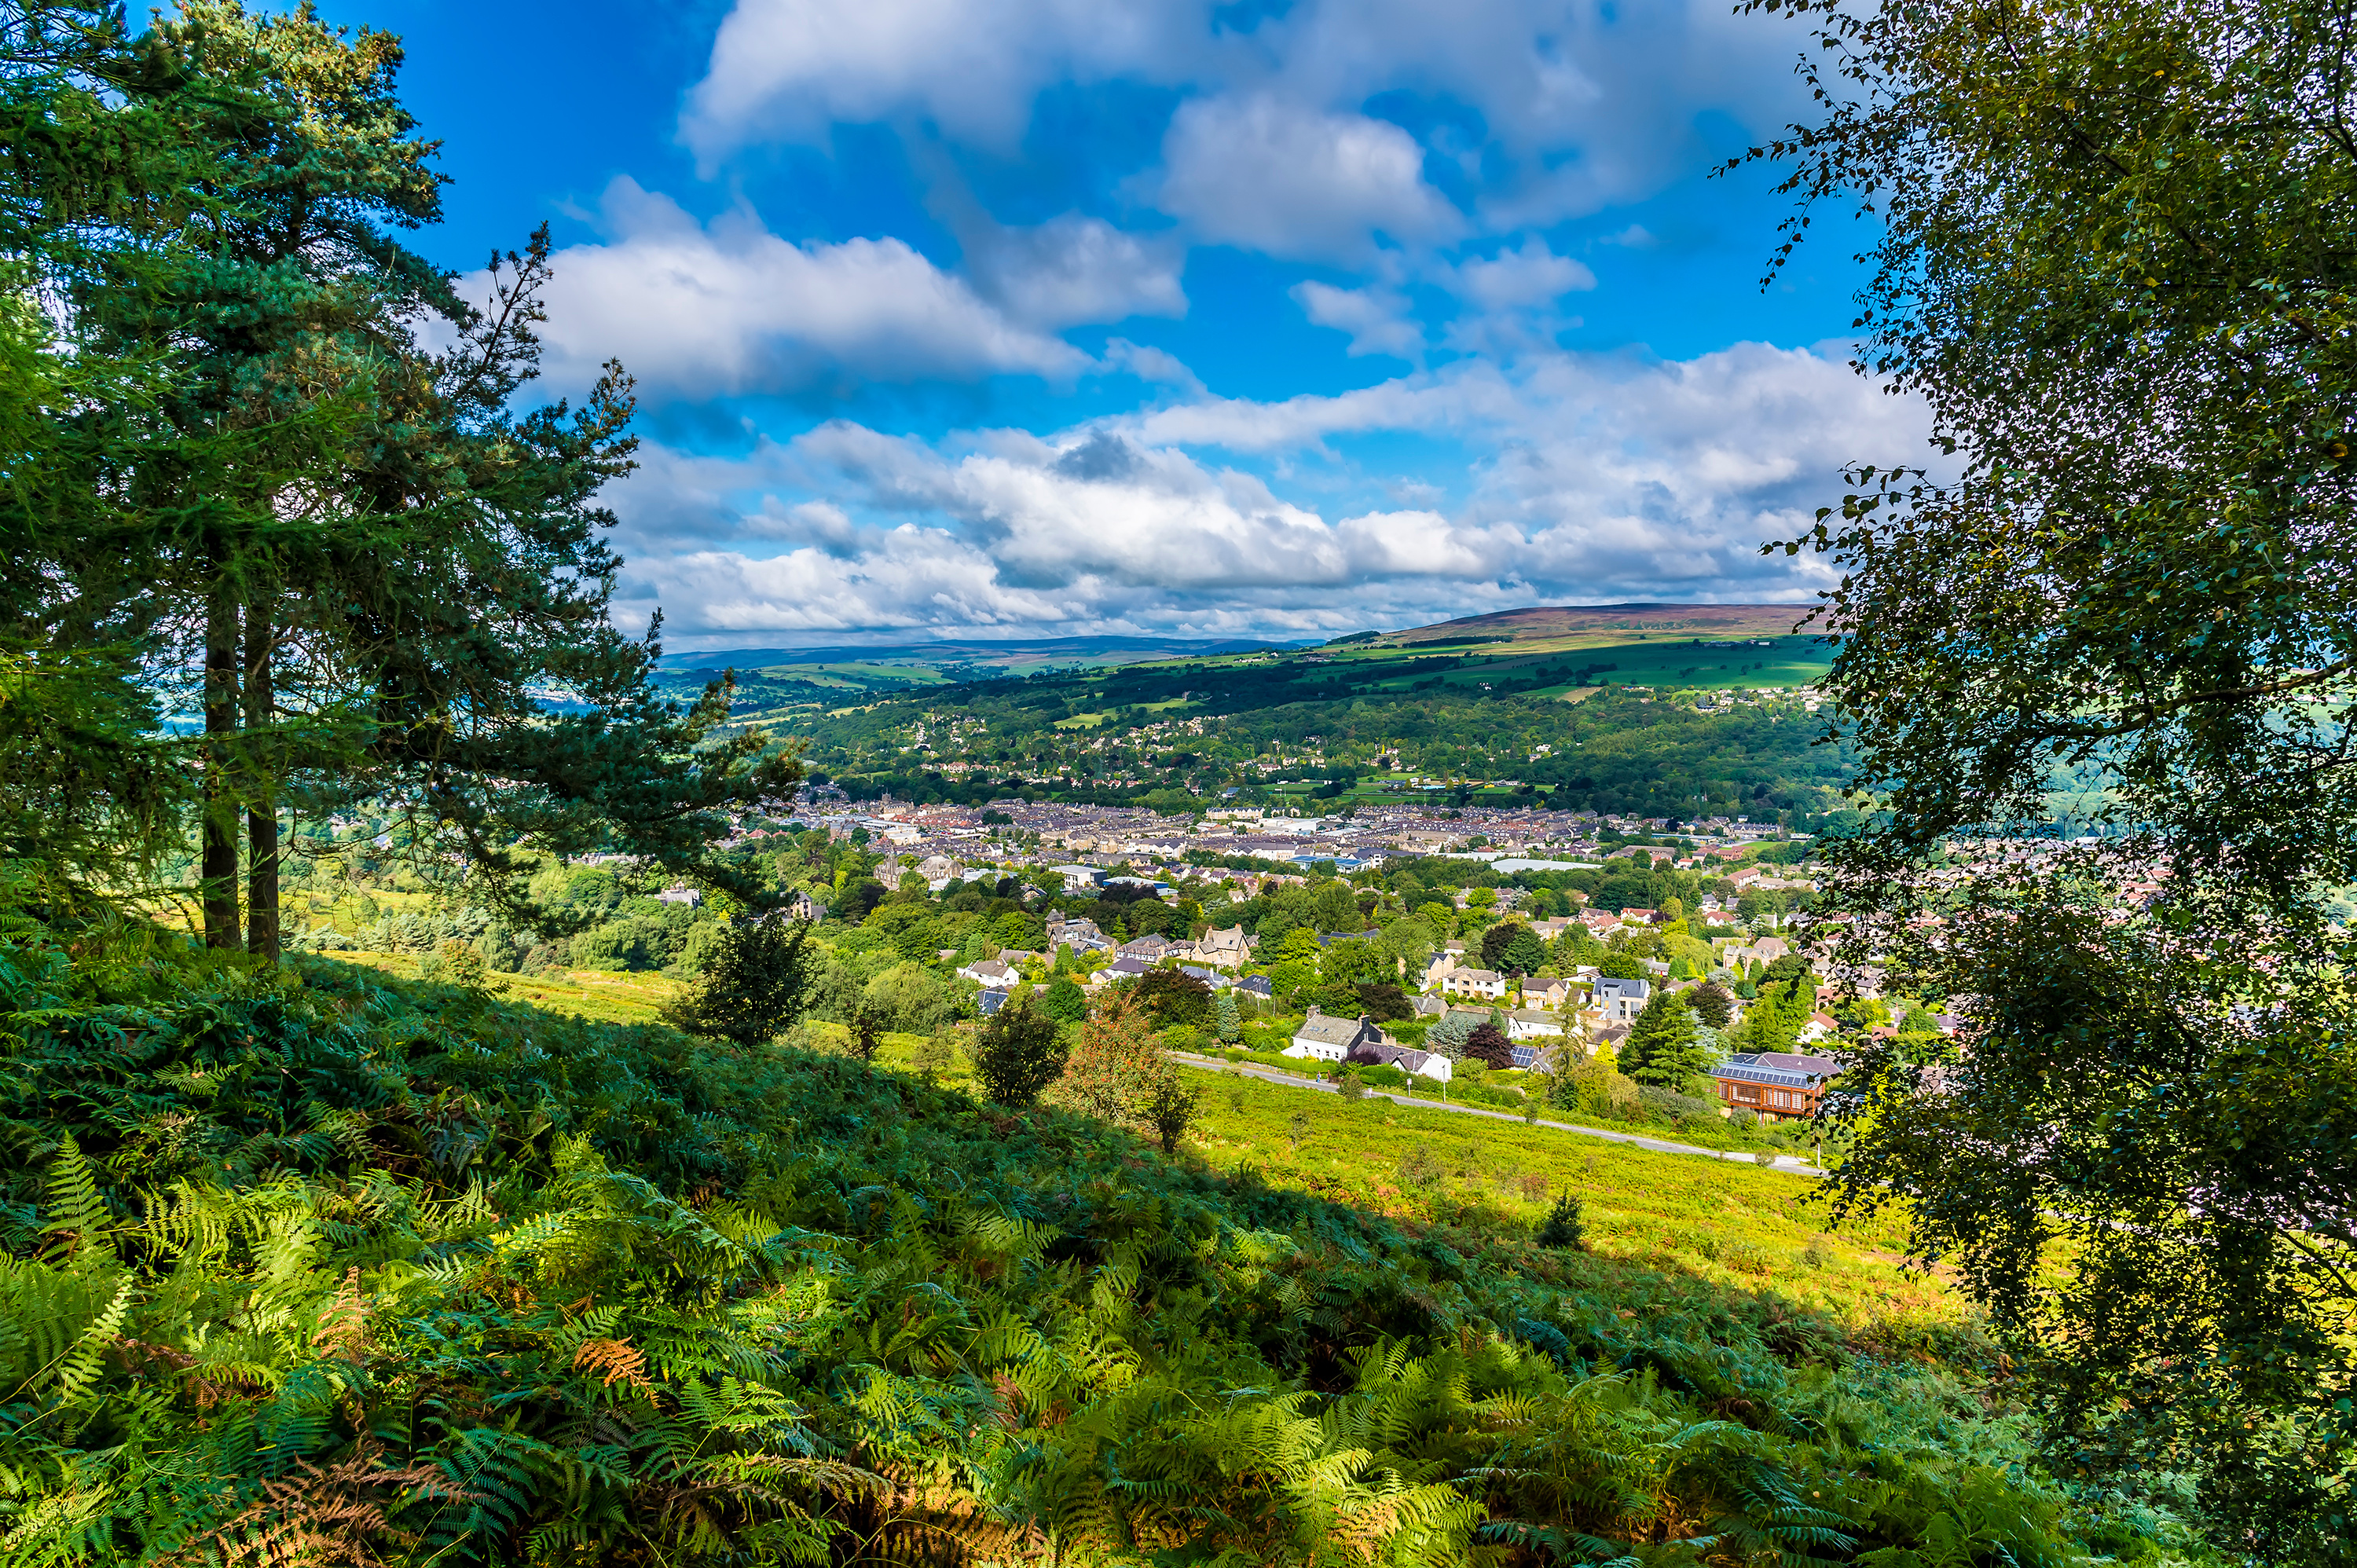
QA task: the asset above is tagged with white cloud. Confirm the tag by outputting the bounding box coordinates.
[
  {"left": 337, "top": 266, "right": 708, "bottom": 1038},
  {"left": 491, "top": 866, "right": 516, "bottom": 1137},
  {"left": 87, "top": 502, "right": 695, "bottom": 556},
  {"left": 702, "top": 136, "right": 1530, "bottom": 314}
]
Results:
[
  {"left": 604, "top": 342, "right": 1935, "bottom": 644},
  {"left": 961, "top": 213, "right": 1187, "bottom": 329},
  {"left": 1444, "top": 237, "right": 1596, "bottom": 311},
  {"left": 1291, "top": 280, "right": 1424, "bottom": 359},
  {"left": 681, "top": 0, "right": 1816, "bottom": 236},
  {"left": 511, "top": 178, "right": 1085, "bottom": 398},
  {"left": 681, "top": 0, "right": 1210, "bottom": 159},
  {"left": 1153, "top": 95, "right": 1464, "bottom": 261}
]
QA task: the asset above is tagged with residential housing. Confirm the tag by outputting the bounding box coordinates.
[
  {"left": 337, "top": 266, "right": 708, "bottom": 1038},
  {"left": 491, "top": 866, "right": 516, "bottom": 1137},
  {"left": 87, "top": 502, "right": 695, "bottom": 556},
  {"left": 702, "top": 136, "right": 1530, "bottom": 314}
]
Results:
[
  {"left": 1707, "top": 1051, "right": 1843, "bottom": 1120},
  {"left": 1594, "top": 976, "right": 1651, "bottom": 1025},
  {"left": 1285, "top": 1009, "right": 1383, "bottom": 1062},
  {"left": 955, "top": 957, "right": 1017, "bottom": 987},
  {"left": 1345, "top": 1037, "right": 1453, "bottom": 1084},
  {"left": 1441, "top": 966, "right": 1507, "bottom": 1000}
]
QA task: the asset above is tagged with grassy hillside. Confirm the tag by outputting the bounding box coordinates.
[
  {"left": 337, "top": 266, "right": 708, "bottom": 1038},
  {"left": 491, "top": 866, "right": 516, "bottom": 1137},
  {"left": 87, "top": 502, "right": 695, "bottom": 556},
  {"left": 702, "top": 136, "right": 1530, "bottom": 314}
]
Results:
[{"left": 0, "top": 922, "right": 2184, "bottom": 1564}]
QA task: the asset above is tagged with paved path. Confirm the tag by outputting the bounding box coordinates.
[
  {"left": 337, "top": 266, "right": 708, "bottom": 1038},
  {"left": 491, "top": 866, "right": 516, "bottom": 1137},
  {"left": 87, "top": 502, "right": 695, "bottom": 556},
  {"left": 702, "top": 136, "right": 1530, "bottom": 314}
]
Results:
[{"left": 1171, "top": 1052, "right": 1824, "bottom": 1178}]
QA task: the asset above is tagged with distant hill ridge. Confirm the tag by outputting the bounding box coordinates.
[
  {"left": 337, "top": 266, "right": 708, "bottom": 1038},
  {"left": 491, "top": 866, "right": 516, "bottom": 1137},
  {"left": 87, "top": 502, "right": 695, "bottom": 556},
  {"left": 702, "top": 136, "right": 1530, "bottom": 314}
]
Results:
[
  {"left": 660, "top": 634, "right": 1310, "bottom": 672},
  {"left": 1348, "top": 599, "right": 1820, "bottom": 646},
  {"left": 1366, "top": 603, "right": 1821, "bottom": 646}
]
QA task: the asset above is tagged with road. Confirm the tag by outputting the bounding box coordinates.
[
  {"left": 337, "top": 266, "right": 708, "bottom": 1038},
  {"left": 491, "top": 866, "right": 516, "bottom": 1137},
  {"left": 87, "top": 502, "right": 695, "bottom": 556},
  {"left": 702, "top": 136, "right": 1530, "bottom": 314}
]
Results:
[{"left": 1170, "top": 1052, "right": 1824, "bottom": 1177}]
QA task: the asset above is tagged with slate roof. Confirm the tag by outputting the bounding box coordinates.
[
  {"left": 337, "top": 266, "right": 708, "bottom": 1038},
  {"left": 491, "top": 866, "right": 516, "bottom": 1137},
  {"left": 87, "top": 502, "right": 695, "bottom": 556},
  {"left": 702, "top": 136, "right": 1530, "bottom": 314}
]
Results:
[{"left": 1294, "top": 1013, "right": 1373, "bottom": 1049}]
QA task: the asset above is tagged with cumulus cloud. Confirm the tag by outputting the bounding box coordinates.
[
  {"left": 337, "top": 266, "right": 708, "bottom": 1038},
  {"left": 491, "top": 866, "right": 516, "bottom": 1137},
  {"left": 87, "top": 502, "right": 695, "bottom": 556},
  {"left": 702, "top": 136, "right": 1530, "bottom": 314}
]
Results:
[
  {"left": 605, "top": 342, "right": 1934, "bottom": 645},
  {"left": 959, "top": 212, "right": 1187, "bottom": 329},
  {"left": 510, "top": 178, "right": 1085, "bottom": 399},
  {"left": 1443, "top": 238, "right": 1596, "bottom": 311},
  {"left": 1152, "top": 95, "right": 1464, "bottom": 261},
  {"left": 683, "top": 0, "right": 1814, "bottom": 232},
  {"left": 1291, "top": 280, "right": 1424, "bottom": 359},
  {"left": 681, "top": 0, "right": 1209, "bottom": 158}
]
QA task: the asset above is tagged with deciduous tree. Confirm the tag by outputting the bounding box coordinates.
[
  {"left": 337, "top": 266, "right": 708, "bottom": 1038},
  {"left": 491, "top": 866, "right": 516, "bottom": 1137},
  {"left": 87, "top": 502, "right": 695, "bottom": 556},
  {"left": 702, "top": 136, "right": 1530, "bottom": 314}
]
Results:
[{"left": 1749, "top": 0, "right": 2357, "bottom": 1546}]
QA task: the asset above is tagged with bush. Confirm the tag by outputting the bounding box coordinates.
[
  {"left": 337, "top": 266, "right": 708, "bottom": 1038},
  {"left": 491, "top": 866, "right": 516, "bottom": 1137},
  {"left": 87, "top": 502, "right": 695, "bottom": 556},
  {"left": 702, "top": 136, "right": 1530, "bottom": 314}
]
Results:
[
  {"left": 973, "top": 991, "right": 1066, "bottom": 1106},
  {"left": 1397, "top": 1141, "right": 1446, "bottom": 1189},
  {"left": 660, "top": 917, "right": 813, "bottom": 1046},
  {"left": 1134, "top": 966, "right": 1213, "bottom": 1028},
  {"left": 1536, "top": 1194, "right": 1586, "bottom": 1250},
  {"left": 861, "top": 960, "right": 954, "bottom": 1034},
  {"left": 1636, "top": 1083, "right": 1718, "bottom": 1130}
]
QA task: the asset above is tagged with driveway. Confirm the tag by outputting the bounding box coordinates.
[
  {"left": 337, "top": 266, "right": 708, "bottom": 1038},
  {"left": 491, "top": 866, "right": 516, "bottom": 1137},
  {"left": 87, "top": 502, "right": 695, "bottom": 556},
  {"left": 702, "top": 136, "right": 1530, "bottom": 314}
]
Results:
[{"left": 1171, "top": 1052, "right": 1824, "bottom": 1177}]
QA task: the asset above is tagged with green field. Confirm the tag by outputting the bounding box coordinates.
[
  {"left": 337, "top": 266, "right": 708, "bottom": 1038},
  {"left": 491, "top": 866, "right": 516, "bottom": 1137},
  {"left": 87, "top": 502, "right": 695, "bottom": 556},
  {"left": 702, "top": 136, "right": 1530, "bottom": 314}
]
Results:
[{"left": 1282, "top": 634, "right": 1834, "bottom": 694}]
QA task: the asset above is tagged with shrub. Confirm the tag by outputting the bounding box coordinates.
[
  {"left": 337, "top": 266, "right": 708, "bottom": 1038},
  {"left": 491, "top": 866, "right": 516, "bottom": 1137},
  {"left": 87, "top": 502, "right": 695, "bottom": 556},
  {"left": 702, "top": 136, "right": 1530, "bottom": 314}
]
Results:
[
  {"left": 660, "top": 916, "right": 813, "bottom": 1046},
  {"left": 973, "top": 991, "right": 1067, "bottom": 1105},
  {"left": 1142, "top": 1067, "right": 1201, "bottom": 1156},
  {"left": 1536, "top": 1194, "right": 1586, "bottom": 1250},
  {"left": 1045, "top": 973, "right": 1088, "bottom": 1022},
  {"left": 1636, "top": 1083, "right": 1718, "bottom": 1129},
  {"left": 1397, "top": 1141, "right": 1446, "bottom": 1189},
  {"left": 1134, "top": 965, "right": 1213, "bottom": 1027},
  {"left": 861, "top": 960, "right": 953, "bottom": 1034}
]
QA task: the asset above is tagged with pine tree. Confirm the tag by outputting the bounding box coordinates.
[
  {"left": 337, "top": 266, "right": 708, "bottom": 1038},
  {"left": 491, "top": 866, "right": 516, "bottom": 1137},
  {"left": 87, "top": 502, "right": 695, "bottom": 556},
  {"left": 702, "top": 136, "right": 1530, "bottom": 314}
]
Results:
[
  {"left": 0, "top": 3, "right": 302, "bottom": 903},
  {"left": 57, "top": 6, "right": 796, "bottom": 953},
  {"left": 660, "top": 918, "right": 812, "bottom": 1047},
  {"left": 1619, "top": 988, "right": 1717, "bottom": 1090}
]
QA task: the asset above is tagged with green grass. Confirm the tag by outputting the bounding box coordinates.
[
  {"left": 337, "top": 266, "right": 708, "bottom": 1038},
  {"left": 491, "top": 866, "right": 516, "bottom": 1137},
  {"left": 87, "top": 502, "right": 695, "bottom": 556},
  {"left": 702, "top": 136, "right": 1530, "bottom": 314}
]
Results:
[
  {"left": 858, "top": 1028, "right": 1956, "bottom": 1348},
  {"left": 333, "top": 951, "right": 686, "bottom": 1027}
]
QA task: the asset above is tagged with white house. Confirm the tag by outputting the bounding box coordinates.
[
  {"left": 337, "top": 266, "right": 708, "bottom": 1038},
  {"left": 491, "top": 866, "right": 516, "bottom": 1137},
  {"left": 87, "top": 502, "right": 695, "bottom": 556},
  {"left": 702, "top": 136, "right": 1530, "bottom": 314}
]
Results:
[
  {"left": 1286, "top": 1008, "right": 1381, "bottom": 1062},
  {"left": 956, "top": 958, "right": 1017, "bottom": 987},
  {"left": 1594, "top": 976, "right": 1651, "bottom": 1025},
  {"left": 1441, "top": 966, "right": 1507, "bottom": 1000},
  {"left": 1505, "top": 1009, "right": 1564, "bottom": 1042}
]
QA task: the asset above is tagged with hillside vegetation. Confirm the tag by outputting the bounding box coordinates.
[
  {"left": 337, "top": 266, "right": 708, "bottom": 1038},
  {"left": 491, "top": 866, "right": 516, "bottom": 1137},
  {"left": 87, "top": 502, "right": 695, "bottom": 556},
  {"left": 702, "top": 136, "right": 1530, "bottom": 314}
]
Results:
[{"left": 0, "top": 914, "right": 2184, "bottom": 1566}]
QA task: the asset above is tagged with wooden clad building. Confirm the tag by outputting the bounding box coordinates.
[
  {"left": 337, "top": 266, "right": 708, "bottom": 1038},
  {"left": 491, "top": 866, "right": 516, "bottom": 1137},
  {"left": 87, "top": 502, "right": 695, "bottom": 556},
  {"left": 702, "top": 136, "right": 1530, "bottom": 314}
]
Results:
[{"left": 1707, "top": 1050, "right": 1844, "bottom": 1120}]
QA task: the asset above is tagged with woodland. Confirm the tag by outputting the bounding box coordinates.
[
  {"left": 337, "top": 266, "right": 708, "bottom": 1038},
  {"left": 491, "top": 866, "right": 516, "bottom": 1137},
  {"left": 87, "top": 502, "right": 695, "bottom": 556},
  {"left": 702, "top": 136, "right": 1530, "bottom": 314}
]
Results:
[{"left": 1, "top": 0, "right": 2352, "bottom": 1565}]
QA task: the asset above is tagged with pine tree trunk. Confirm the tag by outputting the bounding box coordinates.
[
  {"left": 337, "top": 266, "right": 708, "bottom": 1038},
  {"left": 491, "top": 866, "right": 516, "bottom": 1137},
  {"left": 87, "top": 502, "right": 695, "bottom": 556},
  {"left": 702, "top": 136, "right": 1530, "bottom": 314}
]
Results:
[
  {"left": 201, "top": 588, "right": 241, "bottom": 950},
  {"left": 244, "top": 600, "right": 279, "bottom": 962}
]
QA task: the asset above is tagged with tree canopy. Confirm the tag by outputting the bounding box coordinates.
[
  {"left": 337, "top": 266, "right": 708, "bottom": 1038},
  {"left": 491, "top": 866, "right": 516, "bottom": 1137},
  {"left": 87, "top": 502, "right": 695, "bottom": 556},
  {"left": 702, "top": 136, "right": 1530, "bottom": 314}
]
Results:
[{"left": 1750, "top": 0, "right": 2357, "bottom": 1548}]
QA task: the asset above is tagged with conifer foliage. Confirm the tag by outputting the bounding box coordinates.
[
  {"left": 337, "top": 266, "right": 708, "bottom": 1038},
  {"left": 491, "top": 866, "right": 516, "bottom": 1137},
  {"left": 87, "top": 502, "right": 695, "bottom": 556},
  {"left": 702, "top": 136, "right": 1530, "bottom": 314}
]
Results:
[{"left": 0, "top": 1, "right": 797, "bottom": 942}]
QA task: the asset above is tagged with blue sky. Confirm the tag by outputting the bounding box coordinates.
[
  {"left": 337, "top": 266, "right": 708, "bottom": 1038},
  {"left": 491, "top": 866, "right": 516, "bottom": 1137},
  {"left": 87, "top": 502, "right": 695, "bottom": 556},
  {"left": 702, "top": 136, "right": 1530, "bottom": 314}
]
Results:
[{"left": 329, "top": 0, "right": 1926, "bottom": 647}]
